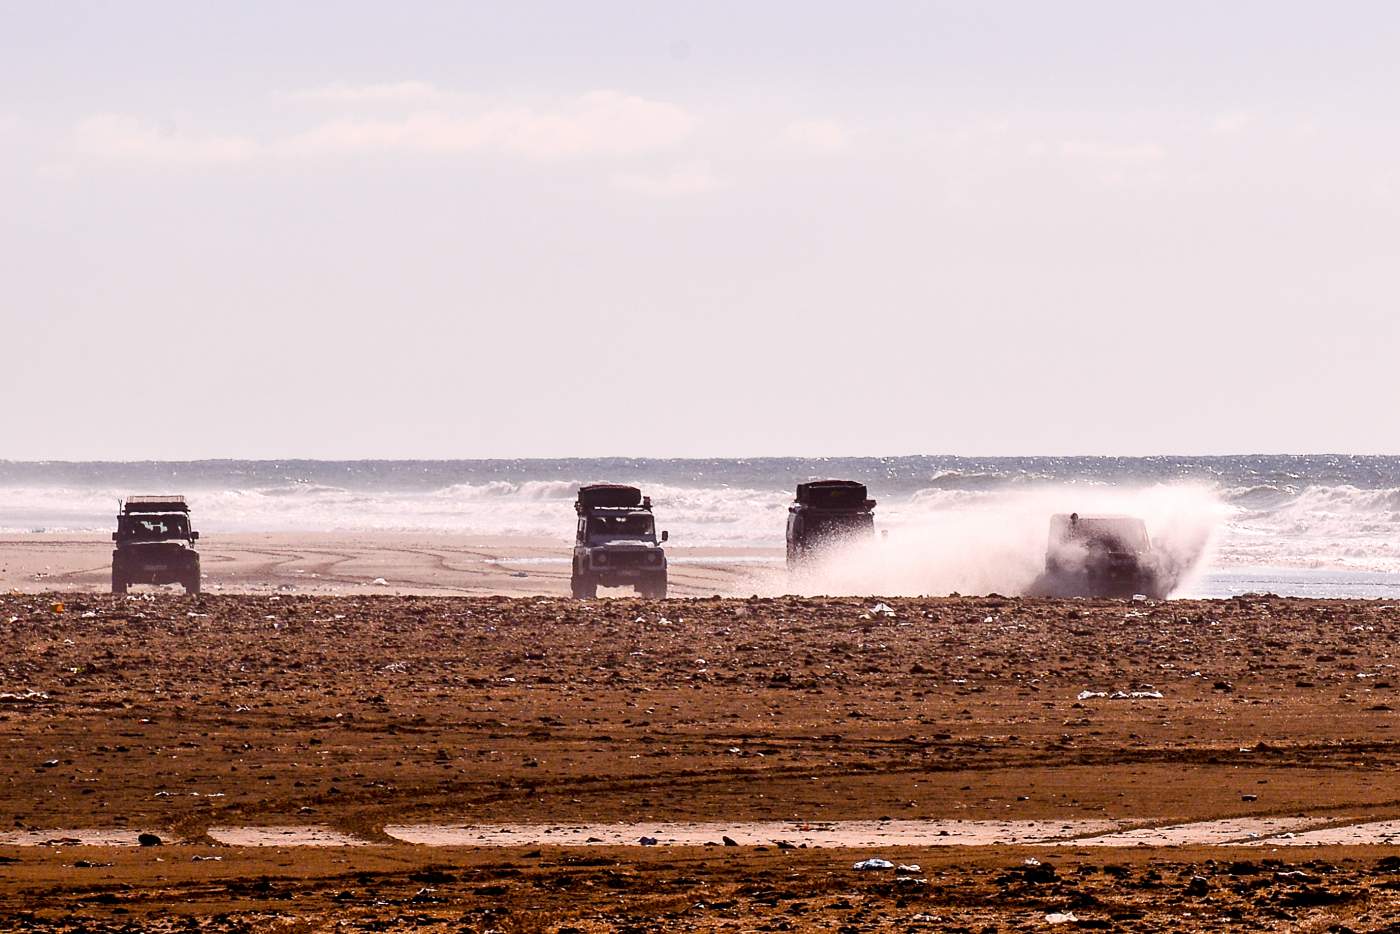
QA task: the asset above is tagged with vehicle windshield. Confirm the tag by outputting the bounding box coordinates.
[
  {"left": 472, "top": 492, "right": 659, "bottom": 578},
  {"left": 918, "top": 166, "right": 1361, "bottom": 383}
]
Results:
[
  {"left": 119, "top": 514, "right": 190, "bottom": 540},
  {"left": 588, "top": 514, "right": 655, "bottom": 540}
]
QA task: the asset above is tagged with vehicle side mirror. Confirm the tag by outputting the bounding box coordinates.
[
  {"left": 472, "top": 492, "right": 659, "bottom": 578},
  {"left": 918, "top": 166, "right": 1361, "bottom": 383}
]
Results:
[
  {"left": 111, "top": 532, "right": 118, "bottom": 541},
  {"left": 660, "top": 530, "right": 669, "bottom": 543},
  {"left": 191, "top": 531, "right": 200, "bottom": 541}
]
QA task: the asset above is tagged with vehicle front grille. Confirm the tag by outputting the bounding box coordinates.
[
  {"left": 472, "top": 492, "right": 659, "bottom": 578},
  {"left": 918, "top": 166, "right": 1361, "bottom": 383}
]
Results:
[{"left": 601, "top": 551, "right": 656, "bottom": 568}]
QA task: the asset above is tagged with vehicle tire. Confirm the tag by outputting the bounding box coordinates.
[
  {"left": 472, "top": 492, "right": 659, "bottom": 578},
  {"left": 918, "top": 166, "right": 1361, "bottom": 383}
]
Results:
[
  {"left": 641, "top": 573, "right": 667, "bottom": 599},
  {"left": 185, "top": 574, "right": 201, "bottom": 596},
  {"left": 112, "top": 571, "right": 127, "bottom": 595},
  {"left": 571, "top": 572, "right": 597, "bottom": 599}
]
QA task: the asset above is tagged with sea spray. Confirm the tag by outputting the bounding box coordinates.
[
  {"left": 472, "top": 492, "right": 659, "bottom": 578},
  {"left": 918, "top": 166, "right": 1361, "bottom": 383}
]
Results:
[{"left": 772, "top": 484, "right": 1223, "bottom": 598}]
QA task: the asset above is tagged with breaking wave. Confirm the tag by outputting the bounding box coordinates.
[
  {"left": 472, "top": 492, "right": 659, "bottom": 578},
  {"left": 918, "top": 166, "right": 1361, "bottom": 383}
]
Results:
[{"left": 1, "top": 457, "right": 1398, "bottom": 572}]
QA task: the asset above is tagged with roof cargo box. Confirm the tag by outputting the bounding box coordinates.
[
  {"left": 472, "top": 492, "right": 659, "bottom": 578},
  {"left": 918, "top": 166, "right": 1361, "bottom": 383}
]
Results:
[
  {"left": 795, "top": 480, "right": 872, "bottom": 510},
  {"left": 124, "top": 495, "right": 189, "bottom": 514},
  {"left": 577, "top": 484, "right": 643, "bottom": 509}
]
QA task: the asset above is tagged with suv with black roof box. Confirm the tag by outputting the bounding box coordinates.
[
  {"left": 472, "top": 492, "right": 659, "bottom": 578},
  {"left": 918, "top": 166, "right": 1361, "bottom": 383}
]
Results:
[
  {"left": 786, "top": 479, "right": 876, "bottom": 569},
  {"left": 111, "top": 495, "right": 201, "bottom": 595},
  {"left": 571, "top": 484, "right": 668, "bottom": 598}
]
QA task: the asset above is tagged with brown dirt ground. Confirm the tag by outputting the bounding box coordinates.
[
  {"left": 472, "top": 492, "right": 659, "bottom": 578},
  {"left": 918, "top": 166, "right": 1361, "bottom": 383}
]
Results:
[{"left": 1, "top": 593, "right": 1398, "bottom": 932}]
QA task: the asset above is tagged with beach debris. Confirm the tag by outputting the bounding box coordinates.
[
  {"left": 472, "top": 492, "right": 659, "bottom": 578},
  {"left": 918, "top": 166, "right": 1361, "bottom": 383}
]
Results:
[
  {"left": 1078, "top": 687, "right": 1163, "bottom": 701},
  {"left": 0, "top": 691, "right": 49, "bottom": 704},
  {"left": 870, "top": 602, "right": 896, "bottom": 617},
  {"left": 1275, "top": 869, "right": 1316, "bottom": 882},
  {"left": 1044, "top": 912, "right": 1078, "bottom": 924},
  {"left": 721, "top": 835, "right": 739, "bottom": 847},
  {"left": 370, "top": 578, "right": 389, "bottom": 586},
  {"left": 897, "top": 863, "right": 921, "bottom": 873},
  {"left": 137, "top": 833, "right": 163, "bottom": 847},
  {"left": 852, "top": 858, "right": 895, "bottom": 870},
  {"left": 639, "top": 836, "right": 659, "bottom": 846}
]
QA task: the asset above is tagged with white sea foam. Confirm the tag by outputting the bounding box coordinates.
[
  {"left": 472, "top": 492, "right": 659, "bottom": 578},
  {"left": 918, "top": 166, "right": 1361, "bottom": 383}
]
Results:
[{"left": 2, "top": 472, "right": 1399, "bottom": 576}]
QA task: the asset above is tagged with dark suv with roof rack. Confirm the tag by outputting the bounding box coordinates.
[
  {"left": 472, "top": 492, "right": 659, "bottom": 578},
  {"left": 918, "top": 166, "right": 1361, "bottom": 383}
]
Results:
[
  {"left": 786, "top": 479, "right": 876, "bottom": 569},
  {"left": 1030, "top": 512, "right": 1166, "bottom": 599},
  {"left": 571, "top": 484, "right": 668, "bottom": 598},
  {"left": 111, "top": 495, "right": 201, "bottom": 595}
]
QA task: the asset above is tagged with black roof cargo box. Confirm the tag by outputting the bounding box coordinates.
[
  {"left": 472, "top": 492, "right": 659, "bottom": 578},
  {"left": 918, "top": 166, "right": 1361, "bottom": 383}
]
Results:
[
  {"left": 795, "top": 480, "right": 873, "bottom": 510},
  {"left": 577, "top": 484, "right": 643, "bottom": 509},
  {"left": 123, "top": 495, "right": 189, "bottom": 514}
]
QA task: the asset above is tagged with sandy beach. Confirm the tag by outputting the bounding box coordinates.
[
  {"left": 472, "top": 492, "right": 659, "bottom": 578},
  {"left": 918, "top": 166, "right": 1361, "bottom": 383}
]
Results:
[
  {"left": 0, "top": 533, "right": 779, "bottom": 598},
  {"left": 2, "top": 591, "right": 1397, "bottom": 930}
]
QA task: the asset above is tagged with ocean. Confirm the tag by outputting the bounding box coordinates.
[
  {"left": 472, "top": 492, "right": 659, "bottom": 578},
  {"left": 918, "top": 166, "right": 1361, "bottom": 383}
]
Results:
[{"left": 2, "top": 456, "right": 1398, "bottom": 598}]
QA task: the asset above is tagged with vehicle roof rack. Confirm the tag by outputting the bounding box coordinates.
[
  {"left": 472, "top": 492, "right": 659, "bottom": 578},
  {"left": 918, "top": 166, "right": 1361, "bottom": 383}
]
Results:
[
  {"left": 576, "top": 484, "right": 644, "bottom": 511},
  {"left": 795, "top": 479, "right": 875, "bottom": 510},
  {"left": 123, "top": 495, "right": 189, "bottom": 514}
]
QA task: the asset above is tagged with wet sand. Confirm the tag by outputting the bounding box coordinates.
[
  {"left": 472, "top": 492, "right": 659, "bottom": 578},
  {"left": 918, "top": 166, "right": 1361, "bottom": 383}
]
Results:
[
  {"left": 0, "top": 532, "right": 776, "bottom": 597},
  {"left": 1, "top": 592, "right": 1398, "bottom": 930}
]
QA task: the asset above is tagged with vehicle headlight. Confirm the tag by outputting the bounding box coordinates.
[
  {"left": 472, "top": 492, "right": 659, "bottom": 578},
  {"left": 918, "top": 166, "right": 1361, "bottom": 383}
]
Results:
[
  {"left": 648, "top": 553, "right": 662, "bottom": 566},
  {"left": 593, "top": 552, "right": 608, "bottom": 566}
]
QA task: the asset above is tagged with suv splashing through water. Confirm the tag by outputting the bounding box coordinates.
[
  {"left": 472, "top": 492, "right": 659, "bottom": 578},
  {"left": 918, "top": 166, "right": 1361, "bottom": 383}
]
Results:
[
  {"left": 570, "top": 485, "right": 668, "bottom": 598},
  {"left": 1032, "top": 512, "right": 1166, "bottom": 599},
  {"left": 786, "top": 480, "right": 877, "bottom": 571}
]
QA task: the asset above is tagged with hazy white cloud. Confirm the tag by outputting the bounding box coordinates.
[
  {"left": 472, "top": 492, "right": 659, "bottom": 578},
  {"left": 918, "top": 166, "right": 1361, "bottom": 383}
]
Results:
[
  {"left": 1057, "top": 139, "right": 1166, "bottom": 164},
  {"left": 64, "top": 91, "right": 698, "bottom": 166},
  {"left": 1211, "top": 112, "right": 1254, "bottom": 135},
  {"left": 782, "top": 118, "right": 849, "bottom": 152},
  {"left": 611, "top": 159, "right": 724, "bottom": 196},
  {"left": 284, "top": 80, "right": 448, "bottom": 105},
  {"left": 285, "top": 91, "right": 697, "bottom": 160},
  {"left": 71, "top": 114, "right": 259, "bottom": 165}
]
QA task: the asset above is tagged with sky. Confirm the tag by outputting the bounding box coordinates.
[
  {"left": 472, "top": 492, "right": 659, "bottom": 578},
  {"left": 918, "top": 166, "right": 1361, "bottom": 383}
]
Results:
[{"left": 3, "top": 1, "right": 1399, "bottom": 459}]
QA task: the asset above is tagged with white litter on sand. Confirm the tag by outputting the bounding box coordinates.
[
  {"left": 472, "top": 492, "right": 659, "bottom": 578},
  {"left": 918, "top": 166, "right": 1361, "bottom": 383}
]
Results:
[{"left": 852, "top": 858, "right": 894, "bottom": 870}]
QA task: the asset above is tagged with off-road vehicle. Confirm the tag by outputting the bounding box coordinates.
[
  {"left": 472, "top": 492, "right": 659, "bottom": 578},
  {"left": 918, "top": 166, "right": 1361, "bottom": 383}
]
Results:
[
  {"left": 571, "top": 484, "right": 668, "bottom": 598},
  {"left": 111, "top": 496, "right": 201, "bottom": 595},
  {"left": 1034, "top": 512, "right": 1165, "bottom": 599},
  {"left": 786, "top": 479, "right": 876, "bottom": 569}
]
